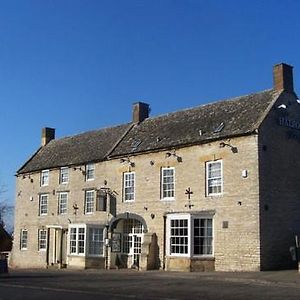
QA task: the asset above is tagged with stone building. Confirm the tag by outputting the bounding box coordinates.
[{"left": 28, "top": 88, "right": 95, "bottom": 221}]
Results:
[{"left": 11, "top": 63, "right": 300, "bottom": 271}]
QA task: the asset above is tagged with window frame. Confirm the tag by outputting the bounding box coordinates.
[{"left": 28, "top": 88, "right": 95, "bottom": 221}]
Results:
[
  {"left": 123, "top": 172, "right": 135, "bottom": 202},
  {"left": 84, "top": 190, "right": 95, "bottom": 214},
  {"left": 58, "top": 192, "right": 68, "bottom": 215},
  {"left": 161, "top": 167, "right": 175, "bottom": 200},
  {"left": 39, "top": 194, "right": 48, "bottom": 216},
  {"left": 20, "top": 229, "right": 28, "bottom": 250},
  {"left": 59, "top": 167, "right": 69, "bottom": 184},
  {"left": 206, "top": 160, "right": 223, "bottom": 196},
  {"left": 85, "top": 163, "right": 95, "bottom": 181},
  {"left": 166, "top": 214, "right": 214, "bottom": 258},
  {"left": 40, "top": 169, "right": 49, "bottom": 187},
  {"left": 68, "top": 224, "right": 104, "bottom": 257},
  {"left": 38, "top": 229, "right": 47, "bottom": 251}
]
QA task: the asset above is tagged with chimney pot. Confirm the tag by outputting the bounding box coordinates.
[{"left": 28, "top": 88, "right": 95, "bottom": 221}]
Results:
[
  {"left": 273, "top": 63, "right": 294, "bottom": 93},
  {"left": 41, "top": 127, "right": 55, "bottom": 146},
  {"left": 132, "top": 102, "right": 150, "bottom": 123}
]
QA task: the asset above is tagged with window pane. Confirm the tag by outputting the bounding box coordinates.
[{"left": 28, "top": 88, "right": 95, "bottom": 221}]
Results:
[
  {"left": 124, "top": 172, "right": 135, "bottom": 201},
  {"left": 193, "top": 218, "right": 213, "bottom": 255},
  {"left": 169, "top": 218, "right": 188, "bottom": 254},
  {"left": 88, "top": 228, "right": 103, "bottom": 256},
  {"left": 162, "top": 168, "right": 175, "bottom": 199}
]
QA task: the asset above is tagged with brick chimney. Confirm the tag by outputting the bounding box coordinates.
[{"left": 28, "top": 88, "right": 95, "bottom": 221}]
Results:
[
  {"left": 273, "top": 63, "right": 294, "bottom": 93},
  {"left": 41, "top": 127, "right": 55, "bottom": 146},
  {"left": 132, "top": 102, "right": 150, "bottom": 123}
]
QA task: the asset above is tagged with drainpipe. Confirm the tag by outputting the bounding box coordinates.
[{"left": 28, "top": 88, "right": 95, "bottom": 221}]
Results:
[{"left": 163, "top": 215, "right": 166, "bottom": 270}]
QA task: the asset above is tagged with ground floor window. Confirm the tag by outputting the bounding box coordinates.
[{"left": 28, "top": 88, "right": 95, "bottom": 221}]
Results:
[
  {"left": 68, "top": 224, "right": 104, "bottom": 257},
  {"left": 167, "top": 214, "right": 213, "bottom": 257},
  {"left": 38, "top": 229, "right": 47, "bottom": 251},
  {"left": 20, "top": 229, "right": 28, "bottom": 250}
]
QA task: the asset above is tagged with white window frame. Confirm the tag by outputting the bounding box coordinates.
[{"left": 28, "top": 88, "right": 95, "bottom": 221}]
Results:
[
  {"left": 85, "top": 190, "right": 95, "bottom": 214},
  {"left": 38, "top": 229, "right": 47, "bottom": 251},
  {"left": 161, "top": 167, "right": 175, "bottom": 200},
  {"left": 60, "top": 167, "right": 69, "bottom": 184},
  {"left": 40, "top": 170, "right": 49, "bottom": 186},
  {"left": 69, "top": 225, "right": 86, "bottom": 256},
  {"left": 20, "top": 229, "right": 28, "bottom": 250},
  {"left": 206, "top": 160, "right": 223, "bottom": 196},
  {"left": 123, "top": 172, "right": 135, "bottom": 202},
  {"left": 166, "top": 214, "right": 214, "bottom": 258},
  {"left": 85, "top": 163, "right": 95, "bottom": 181},
  {"left": 68, "top": 224, "right": 104, "bottom": 257},
  {"left": 39, "top": 194, "right": 48, "bottom": 216},
  {"left": 58, "top": 192, "right": 68, "bottom": 215}
]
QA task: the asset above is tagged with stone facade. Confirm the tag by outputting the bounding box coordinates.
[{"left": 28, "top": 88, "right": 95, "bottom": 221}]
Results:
[{"left": 10, "top": 63, "right": 300, "bottom": 271}]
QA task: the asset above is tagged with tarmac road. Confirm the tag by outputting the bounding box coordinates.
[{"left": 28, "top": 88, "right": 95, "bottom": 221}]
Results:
[{"left": 1, "top": 269, "right": 300, "bottom": 300}]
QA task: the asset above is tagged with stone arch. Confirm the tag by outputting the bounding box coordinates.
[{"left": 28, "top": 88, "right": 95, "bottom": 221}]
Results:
[{"left": 108, "top": 212, "right": 148, "bottom": 233}]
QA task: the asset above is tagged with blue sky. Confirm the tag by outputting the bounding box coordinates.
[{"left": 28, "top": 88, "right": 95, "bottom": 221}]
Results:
[{"left": 1, "top": 0, "right": 300, "bottom": 230}]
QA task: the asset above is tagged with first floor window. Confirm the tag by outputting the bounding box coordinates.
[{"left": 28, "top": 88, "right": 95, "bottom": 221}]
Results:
[
  {"left": 85, "top": 190, "right": 94, "bottom": 214},
  {"left": 88, "top": 228, "right": 104, "bottom": 256},
  {"left": 39, "top": 194, "right": 48, "bottom": 215},
  {"left": 123, "top": 172, "right": 135, "bottom": 201},
  {"left": 167, "top": 214, "right": 213, "bottom": 257},
  {"left": 206, "top": 160, "right": 223, "bottom": 196},
  {"left": 58, "top": 192, "right": 68, "bottom": 215},
  {"left": 38, "top": 229, "right": 47, "bottom": 251},
  {"left": 20, "top": 229, "right": 28, "bottom": 250},
  {"left": 161, "top": 167, "right": 175, "bottom": 199}
]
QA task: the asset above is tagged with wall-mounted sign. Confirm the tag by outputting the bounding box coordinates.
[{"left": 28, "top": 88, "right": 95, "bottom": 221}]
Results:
[
  {"left": 279, "top": 117, "right": 300, "bottom": 130},
  {"left": 111, "top": 233, "right": 121, "bottom": 252}
]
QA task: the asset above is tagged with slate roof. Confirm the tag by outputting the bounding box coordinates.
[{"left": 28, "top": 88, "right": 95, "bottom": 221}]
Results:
[
  {"left": 110, "top": 89, "right": 281, "bottom": 156},
  {"left": 18, "top": 124, "right": 132, "bottom": 174},
  {"left": 18, "top": 89, "right": 281, "bottom": 174}
]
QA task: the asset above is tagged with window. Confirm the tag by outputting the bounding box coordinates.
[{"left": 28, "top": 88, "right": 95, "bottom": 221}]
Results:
[
  {"left": 86, "top": 163, "right": 95, "bottom": 181},
  {"left": 40, "top": 170, "right": 49, "bottom": 186},
  {"left": 206, "top": 160, "right": 223, "bottom": 196},
  {"left": 170, "top": 218, "right": 188, "bottom": 255},
  {"left": 123, "top": 172, "right": 135, "bottom": 201},
  {"left": 58, "top": 192, "right": 68, "bottom": 215},
  {"left": 20, "top": 229, "right": 28, "bottom": 250},
  {"left": 88, "top": 228, "right": 104, "bottom": 256},
  {"left": 161, "top": 167, "right": 175, "bottom": 199},
  {"left": 69, "top": 224, "right": 104, "bottom": 257},
  {"left": 60, "top": 167, "right": 69, "bottom": 184},
  {"left": 193, "top": 218, "right": 213, "bottom": 255},
  {"left": 39, "top": 194, "right": 48, "bottom": 215},
  {"left": 38, "top": 229, "right": 47, "bottom": 251},
  {"left": 85, "top": 190, "right": 94, "bottom": 214},
  {"left": 167, "top": 214, "right": 213, "bottom": 257},
  {"left": 69, "top": 226, "right": 85, "bottom": 255}
]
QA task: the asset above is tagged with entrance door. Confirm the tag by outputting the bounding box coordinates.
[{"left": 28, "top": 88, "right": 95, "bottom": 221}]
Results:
[
  {"left": 47, "top": 228, "right": 67, "bottom": 268},
  {"left": 122, "top": 219, "right": 143, "bottom": 268}
]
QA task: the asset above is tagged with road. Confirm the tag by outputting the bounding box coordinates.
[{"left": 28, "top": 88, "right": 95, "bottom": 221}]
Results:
[{"left": 1, "top": 269, "right": 300, "bottom": 300}]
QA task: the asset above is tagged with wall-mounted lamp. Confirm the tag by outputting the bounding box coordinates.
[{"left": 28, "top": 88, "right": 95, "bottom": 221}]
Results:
[
  {"left": 119, "top": 157, "right": 135, "bottom": 167},
  {"left": 165, "top": 150, "right": 182, "bottom": 162},
  {"left": 219, "top": 142, "right": 238, "bottom": 153}
]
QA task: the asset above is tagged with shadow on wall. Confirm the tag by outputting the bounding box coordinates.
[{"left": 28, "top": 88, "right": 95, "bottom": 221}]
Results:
[{"left": 148, "top": 233, "right": 160, "bottom": 270}]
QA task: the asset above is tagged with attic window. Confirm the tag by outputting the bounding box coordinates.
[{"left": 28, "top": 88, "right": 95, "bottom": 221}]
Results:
[
  {"left": 214, "top": 122, "right": 225, "bottom": 133},
  {"left": 131, "top": 140, "right": 142, "bottom": 150}
]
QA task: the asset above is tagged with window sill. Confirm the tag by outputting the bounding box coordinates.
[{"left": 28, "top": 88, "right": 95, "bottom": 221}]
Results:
[{"left": 161, "top": 198, "right": 175, "bottom": 201}]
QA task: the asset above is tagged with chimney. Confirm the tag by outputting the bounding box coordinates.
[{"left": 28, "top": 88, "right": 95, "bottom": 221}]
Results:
[
  {"left": 41, "top": 127, "right": 55, "bottom": 146},
  {"left": 132, "top": 102, "right": 150, "bottom": 123},
  {"left": 273, "top": 63, "right": 294, "bottom": 93}
]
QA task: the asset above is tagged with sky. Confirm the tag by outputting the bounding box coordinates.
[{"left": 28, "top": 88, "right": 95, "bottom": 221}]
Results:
[{"left": 0, "top": 0, "right": 300, "bottom": 231}]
